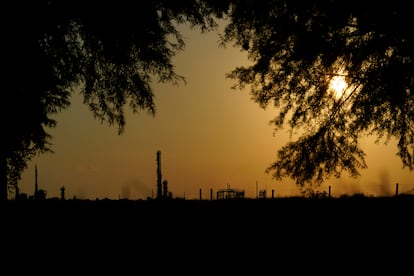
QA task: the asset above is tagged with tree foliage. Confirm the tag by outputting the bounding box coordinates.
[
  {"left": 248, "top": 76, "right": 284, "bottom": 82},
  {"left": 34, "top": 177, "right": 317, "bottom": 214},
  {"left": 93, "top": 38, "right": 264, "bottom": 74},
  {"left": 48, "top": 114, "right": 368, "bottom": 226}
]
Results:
[
  {"left": 220, "top": 0, "right": 414, "bottom": 188},
  {"left": 2, "top": 0, "right": 227, "bottom": 200}
]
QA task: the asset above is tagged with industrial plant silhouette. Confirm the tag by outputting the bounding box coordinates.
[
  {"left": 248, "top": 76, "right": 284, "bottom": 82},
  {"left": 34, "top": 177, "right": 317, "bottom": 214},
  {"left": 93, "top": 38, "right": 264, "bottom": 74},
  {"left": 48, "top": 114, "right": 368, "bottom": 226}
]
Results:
[
  {"left": 14, "top": 149, "right": 257, "bottom": 201},
  {"left": 10, "top": 149, "right": 413, "bottom": 202}
]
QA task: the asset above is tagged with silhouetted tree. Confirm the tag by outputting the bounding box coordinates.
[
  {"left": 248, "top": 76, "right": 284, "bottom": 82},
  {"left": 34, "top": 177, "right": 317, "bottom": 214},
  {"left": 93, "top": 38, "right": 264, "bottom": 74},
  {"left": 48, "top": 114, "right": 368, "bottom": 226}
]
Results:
[
  {"left": 1, "top": 0, "right": 227, "bottom": 201},
  {"left": 220, "top": 0, "right": 414, "bottom": 189}
]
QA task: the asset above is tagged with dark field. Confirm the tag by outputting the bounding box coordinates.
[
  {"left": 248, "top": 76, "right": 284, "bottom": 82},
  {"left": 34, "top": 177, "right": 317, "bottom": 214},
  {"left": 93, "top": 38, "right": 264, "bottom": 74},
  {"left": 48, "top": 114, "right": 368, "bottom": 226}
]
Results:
[
  {"left": 4, "top": 194, "right": 414, "bottom": 221},
  {"left": 3, "top": 196, "right": 413, "bottom": 273}
]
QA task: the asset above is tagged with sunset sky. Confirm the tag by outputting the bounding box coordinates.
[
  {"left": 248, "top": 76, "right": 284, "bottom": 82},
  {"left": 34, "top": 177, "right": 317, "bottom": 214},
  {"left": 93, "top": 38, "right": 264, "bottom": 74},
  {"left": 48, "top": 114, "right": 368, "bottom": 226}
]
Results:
[{"left": 18, "top": 21, "right": 414, "bottom": 200}]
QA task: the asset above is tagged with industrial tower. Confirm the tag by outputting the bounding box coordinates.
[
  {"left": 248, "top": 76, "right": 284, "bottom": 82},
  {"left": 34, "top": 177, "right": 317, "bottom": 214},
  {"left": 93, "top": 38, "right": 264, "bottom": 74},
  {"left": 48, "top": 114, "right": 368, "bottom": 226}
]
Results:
[{"left": 156, "top": 150, "right": 170, "bottom": 199}]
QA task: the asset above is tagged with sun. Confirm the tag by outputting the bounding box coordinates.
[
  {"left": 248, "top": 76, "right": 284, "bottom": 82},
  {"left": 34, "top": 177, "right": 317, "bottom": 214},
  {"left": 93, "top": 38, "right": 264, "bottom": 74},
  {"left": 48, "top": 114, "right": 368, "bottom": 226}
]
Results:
[{"left": 329, "top": 74, "right": 348, "bottom": 100}]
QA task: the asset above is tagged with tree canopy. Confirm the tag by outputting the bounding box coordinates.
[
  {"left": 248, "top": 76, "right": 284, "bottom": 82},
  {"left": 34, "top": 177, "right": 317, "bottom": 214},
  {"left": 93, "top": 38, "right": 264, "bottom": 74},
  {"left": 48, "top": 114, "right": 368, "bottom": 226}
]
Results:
[
  {"left": 2, "top": 0, "right": 227, "bottom": 200},
  {"left": 220, "top": 0, "right": 414, "bottom": 189}
]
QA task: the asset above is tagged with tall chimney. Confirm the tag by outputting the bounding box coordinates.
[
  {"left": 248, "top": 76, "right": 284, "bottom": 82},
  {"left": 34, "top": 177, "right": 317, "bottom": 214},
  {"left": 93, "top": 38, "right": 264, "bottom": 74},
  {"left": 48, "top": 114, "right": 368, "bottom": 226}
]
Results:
[{"left": 156, "top": 150, "right": 162, "bottom": 199}]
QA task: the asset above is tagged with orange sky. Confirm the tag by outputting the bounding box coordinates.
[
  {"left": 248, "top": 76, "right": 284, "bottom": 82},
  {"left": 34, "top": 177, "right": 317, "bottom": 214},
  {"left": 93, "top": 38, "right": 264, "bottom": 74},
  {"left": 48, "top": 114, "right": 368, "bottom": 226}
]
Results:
[{"left": 18, "top": 22, "right": 414, "bottom": 200}]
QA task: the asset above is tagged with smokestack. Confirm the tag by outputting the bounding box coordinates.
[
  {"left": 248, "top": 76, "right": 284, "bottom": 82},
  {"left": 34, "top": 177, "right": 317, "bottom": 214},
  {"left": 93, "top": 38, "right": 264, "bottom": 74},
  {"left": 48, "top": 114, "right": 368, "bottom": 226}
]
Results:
[
  {"left": 156, "top": 150, "right": 162, "bottom": 199},
  {"left": 34, "top": 165, "right": 38, "bottom": 199}
]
